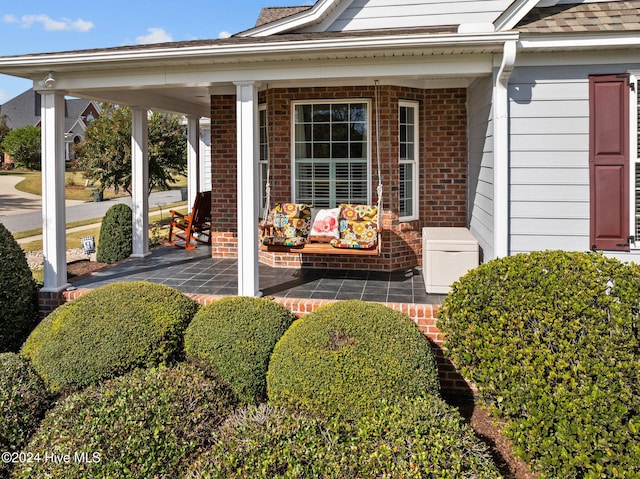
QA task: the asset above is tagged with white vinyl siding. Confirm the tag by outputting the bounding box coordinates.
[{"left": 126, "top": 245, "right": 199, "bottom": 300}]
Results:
[
  {"left": 323, "top": 0, "right": 514, "bottom": 32},
  {"left": 293, "top": 101, "right": 369, "bottom": 208},
  {"left": 508, "top": 73, "right": 591, "bottom": 254},
  {"left": 467, "top": 76, "right": 495, "bottom": 260},
  {"left": 399, "top": 101, "right": 418, "bottom": 221}
]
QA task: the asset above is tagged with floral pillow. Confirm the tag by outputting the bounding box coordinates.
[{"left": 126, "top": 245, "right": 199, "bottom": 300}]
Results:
[
  {"left": 262, "top": 203, "right": 312, "bottom": 247},
  {"left": 330, "top": 204, "right": 379, "bottom": 249},
  {"left": 309, "top": 208, "right": 340, "bottom": 242}
]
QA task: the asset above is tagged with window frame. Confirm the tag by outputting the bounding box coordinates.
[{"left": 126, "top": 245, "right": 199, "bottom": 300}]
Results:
[
  {"left": 629, "top": 74, "right": 639, "bottom": 249},
  {"left": 290, "top": 99, "right": 372, "bottom": 207},
  {"left": 258, "top": 103, "right": 268, "bottom": 217},
  {"left": 399, "top": 100, "right": 420, "bottom": 222}
]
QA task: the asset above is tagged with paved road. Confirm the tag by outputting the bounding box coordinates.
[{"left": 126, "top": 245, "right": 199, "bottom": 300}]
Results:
[{"left": 0, "top": 175, "right": 183, "bottom": 234}]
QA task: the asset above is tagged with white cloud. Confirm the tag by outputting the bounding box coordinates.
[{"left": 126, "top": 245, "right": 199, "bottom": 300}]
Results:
[
  {"left": 2, "top": 14, "right": 93, "bottom": 32},
  {"left": 218, "top": 31, "right": 231, "bottom": 39},
  {"left": 136, "top": 27, "right": 173, "bottom": 44},
  {"left": 0, "top": 89, "right": 8, "bottom": 103}
]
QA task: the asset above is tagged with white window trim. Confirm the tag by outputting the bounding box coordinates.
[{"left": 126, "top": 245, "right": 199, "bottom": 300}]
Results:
[
  {"left": 399, "top": 100, "right": 420, "bottom": 222},
  {"left": 629, "top": 73, "right": 639, "bottom": 249},
  {"left": 290, "top": 99, "right": 372, "bottom": 205},
  {"left": 258, "top": 103, "right": 268, "bottom": 216}
]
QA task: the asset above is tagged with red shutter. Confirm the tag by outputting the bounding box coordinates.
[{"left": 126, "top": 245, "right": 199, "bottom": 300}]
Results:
[{"left": 589, "top": 74, "right": 630, "bottom": 251}]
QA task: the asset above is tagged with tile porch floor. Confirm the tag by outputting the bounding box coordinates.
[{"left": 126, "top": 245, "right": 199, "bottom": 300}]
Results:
[{"left": 70, "top": 244, "right": 445, "bottom": 305}]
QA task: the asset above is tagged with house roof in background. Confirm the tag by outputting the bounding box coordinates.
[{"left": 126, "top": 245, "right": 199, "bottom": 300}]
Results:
[
  {"left": 0, "top": 89, "right": 95, "bottom": 132},
  {"left": 254, "top": 6, "right": 312, "bottom": 27},
  {"left": 517, "top": 0, "right": 640, "bottom": 33}
]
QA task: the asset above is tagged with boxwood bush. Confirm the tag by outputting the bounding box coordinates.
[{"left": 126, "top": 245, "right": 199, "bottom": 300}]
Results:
[
  {"left": 185, "top": 296, "right": 296, "bottom": 404},
  {"left": 0, "top": 223, "right": 39, "bottom": 352},
  {"left": 185, "top": 404, "right": 342, "bottom": 479},
  {"left": 12, "top": 365, "right": 236, "bottom": 479},
  {"left": 186, "top": 396, "right": 500, "bottom": 479},
  {"left": 0, "top": 353, "right": 50, "bottom": 478},
  {"left": 21, "top": 281, "right": 199, "bottom": 392},
  {"left": 438, "top": 250, "right": 640, "bottom": 478},
  {"left": 267, "top": 300, "right": 439, "bottom": 419},
  {"left": 96, "top": 203, "right": 132, "bottom": 264}
]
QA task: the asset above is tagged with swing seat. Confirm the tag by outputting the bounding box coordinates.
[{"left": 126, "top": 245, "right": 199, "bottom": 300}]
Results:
[{"left": 260, "top": 203, "right": 381, "bottom": 256}]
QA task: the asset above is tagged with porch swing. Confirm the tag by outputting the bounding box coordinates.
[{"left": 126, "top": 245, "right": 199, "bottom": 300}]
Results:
[{"left": 259, "top": 82, "right": 384, "bottom": 256}]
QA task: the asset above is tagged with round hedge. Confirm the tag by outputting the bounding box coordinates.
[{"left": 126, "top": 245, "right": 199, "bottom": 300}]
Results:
[
  {"left": 267, "top": 300, "right": 439, "bottom": 419},
  {"left": 186, "top": 404, "right": 342, "bottom": 479},
  {"left": 0, "top": 353, "right": 50, "bottom": 478},
  {"left": 438, "top": 250, "right": 640, "bottom": 478},
  {"left": 12, "top": 365, "right": 236, "bottom": 479},
  {"left": 96, "top": 203, "right": 132, "bottom": 264},
  {"left": 186, "top": 397, "right": 500, "bottom": 479},
  {"left": 0, "top": 223, "right": 39, "bottom": 352},
  {"left": 21, "top": 281, "right": 199, "bottom": 392},
  {"left": 185, "top": 296, "right": 296, "bottom": 404}
]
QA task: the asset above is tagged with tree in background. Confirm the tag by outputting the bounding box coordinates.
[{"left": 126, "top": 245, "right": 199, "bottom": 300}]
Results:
[
  {"left": 76, "top": 103, "right": 187, "bottom": 196},
  {"left": 1, "top": 125, "right": 41, "bottom": 170},
  {"left": 0, "top": 114, "right": 10, "bottom": 161}
]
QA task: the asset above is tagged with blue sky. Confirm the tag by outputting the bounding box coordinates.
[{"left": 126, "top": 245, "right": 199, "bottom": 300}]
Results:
[{"left": 0, "top": 0, "right": 312, "bottom": 103}]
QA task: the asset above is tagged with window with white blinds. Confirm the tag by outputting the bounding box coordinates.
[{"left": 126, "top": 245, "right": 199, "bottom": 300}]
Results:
[
  {"left": 399, "top": 101, "right": 419, "bottom": 220},
  {"left": 293, "top": 101, "right": 369, "bottom": 207},
  {"left": 259, "top": 106, "right": 268, "bottom": 215}
]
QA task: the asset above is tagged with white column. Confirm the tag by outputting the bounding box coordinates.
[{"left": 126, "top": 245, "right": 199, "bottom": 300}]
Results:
[
  {"left": 186, "top": 116, "right": 201, "bottom": 207},
  {"left": 131, "top": 108, "right": 150, "bottom": 258},
  {"left": 234, "top": 81, "right": 260, "bottom": 297},
  {"left": 40, "top": 91, "right": 70, "bottom": 292}
]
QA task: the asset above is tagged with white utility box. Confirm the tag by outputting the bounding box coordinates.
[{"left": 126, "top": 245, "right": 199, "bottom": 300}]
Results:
[{"left": 422, "top": 227, "right": 479, "bottom": 294}]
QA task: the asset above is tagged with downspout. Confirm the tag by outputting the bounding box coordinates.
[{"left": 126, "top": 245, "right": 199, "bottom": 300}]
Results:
[{"left": 493, "top": 40, "right": 517, "bottom": 258}]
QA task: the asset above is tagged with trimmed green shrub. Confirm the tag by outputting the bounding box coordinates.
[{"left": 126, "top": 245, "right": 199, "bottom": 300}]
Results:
[
  {"left": 185, "top": 297, "right": 296, "bottom": 404},
  {"left": 22, "top": 281, "right": 199, "bottom": 392},
  {"left": 96, "top": 203, "right": 132, "bottom": 263},
  {"left": 12, "top": 365, "right": 236, "bottom": 479},
  {"left": 267, "top": 300, "right": 439, "bottom": 419},
  {"left": 186, "top": 397, "right": 500, "bottom": 479},
  {"left": 0, "top": 223, "right": 39, "bottom": 352},
  {"left": 185, "top": 404, "right": 342, "bottom": 479},
  {"left": 438, "top": 250, "right": 640, "bottom": 478},
  {"left": 0, "top": 353, "right": 50, "bottom": 478}
]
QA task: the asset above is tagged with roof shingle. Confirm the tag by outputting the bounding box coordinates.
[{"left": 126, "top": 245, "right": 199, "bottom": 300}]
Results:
[
  {"left": 254, "top": 6, "right": 312, "bottom": 27},
  {"left": 517, "top": 1, "right": 640, "bottom": 33}
]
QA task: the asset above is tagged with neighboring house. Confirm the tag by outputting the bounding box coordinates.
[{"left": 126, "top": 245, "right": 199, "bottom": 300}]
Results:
[
  {"left": 0, "top": 88, "right": 100, "bottom": 163},
  {"left": 0, "top": 0, "right": 638, "bottom": 296}
]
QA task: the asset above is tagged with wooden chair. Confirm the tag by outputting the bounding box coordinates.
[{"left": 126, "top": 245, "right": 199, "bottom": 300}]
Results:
[{"left": 167, "top": 190, "right": 211, "bottom": 250}]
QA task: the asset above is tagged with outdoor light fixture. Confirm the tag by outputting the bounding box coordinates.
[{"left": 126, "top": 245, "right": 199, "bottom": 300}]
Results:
[{"left": 41, "top": 72, "right": 56, "bottom": 88}]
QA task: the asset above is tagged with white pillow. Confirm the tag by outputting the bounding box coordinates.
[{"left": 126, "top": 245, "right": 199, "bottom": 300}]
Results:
[{"left": 310, "top": 208, "right": 340, "bottom": 238}]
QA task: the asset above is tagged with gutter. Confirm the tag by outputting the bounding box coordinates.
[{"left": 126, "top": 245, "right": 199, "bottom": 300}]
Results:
[
  {"left": 0, "top": 31, "right": 520, "bottom": 74},
  {"left": 493, "top": 40, "right": 517, "bottom": 258}
]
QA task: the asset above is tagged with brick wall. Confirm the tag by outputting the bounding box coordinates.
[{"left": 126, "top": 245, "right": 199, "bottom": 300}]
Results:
[
  {"left": 49, "top": 288, "right": 473, "bottom": 395},
  {"left": 210, "top": 85, "right": 468, "bottom": 271}
]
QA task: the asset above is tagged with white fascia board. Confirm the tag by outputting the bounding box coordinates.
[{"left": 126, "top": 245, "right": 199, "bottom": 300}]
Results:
[
  {"left": 239, "top": 0, "right": 345, "bottom": 37},
  {"left": 0, "top": 31, "right": 519, "bottom": 77},
  {"left": 518, "top": 32, "right": 640, "bottom": 51},
  {"left": 494, "top": 0, "right": 540, "bottom": 32}
]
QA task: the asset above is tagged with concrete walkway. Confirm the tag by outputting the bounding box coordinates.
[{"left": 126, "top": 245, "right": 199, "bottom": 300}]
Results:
[{"left": 0, "top": 175, "right": 84, "bottom": 217}]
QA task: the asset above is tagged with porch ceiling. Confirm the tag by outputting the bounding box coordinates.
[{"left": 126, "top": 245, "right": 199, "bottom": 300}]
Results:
[{"left": 0, "top": 29, "right": 517, "bottom": 116}]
